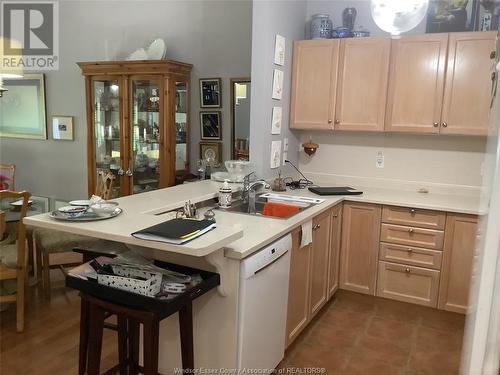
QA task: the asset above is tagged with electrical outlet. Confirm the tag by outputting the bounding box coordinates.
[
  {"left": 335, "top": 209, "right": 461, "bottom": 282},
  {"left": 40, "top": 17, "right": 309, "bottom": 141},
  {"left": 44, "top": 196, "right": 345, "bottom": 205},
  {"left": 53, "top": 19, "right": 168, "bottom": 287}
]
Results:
[
  {"left": 376, "top": 151, "right": 384, "bottom": 168},
  {"left": 283, "top": 138, "right": 289, "bottom": 152},
  {"left": 282, "top": 152, "right": 288, "bottom": 166}
]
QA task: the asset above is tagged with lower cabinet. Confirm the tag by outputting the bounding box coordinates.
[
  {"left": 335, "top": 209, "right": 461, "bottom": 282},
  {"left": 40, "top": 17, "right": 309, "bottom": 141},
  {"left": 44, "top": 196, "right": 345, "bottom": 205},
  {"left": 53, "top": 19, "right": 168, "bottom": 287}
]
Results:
[
  {"left": 377, "top": 261, "right": 440, "bottom": 307},
  {"left": 438, "top": 214, "right": 479, "bottom": 313},
  {"left": 340, "top": 202, "right": 381, "bottom": 295},
  {"left": 327, "top": 204, "right": 343, "bottom": 298},
  {"left": 309, "top": 210, "right": 331, "bottom": 318},
  {"left": 285, "top": 227, "right": 311, "bottom": 347}
]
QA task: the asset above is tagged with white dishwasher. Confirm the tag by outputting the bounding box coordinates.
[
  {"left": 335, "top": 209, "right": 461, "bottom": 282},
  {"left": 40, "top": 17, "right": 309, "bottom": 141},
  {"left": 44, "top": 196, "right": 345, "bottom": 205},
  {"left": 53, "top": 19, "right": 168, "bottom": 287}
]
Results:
[{"left": 237, "top": 234, "right": 292, "bottom": 372}]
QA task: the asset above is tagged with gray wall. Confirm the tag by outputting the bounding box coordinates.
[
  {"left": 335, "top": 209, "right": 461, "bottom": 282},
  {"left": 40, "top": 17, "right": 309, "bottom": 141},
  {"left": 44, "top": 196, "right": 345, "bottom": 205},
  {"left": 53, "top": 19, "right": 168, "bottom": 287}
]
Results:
[
  {"left": 0, "top": 0, "right": 252, "bottom": 200},
  {"left": 249, "top": 0, "right": 306, "bottom": 179}
]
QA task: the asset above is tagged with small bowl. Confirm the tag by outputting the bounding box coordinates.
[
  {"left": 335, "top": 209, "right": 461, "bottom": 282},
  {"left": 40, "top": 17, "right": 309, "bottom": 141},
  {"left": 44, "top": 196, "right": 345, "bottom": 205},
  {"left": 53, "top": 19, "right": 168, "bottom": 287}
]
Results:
[
  {"left": 332, "top": 27, "right": 352, "bottom": 38},
  {"left": 58, "top": 205, "right": 87, "bottom": 218},
  {"left": 225, "top": 160, "right": 251, "bottom": 179},
  {"left": 89, "top": 201, "right": 119, "bottom": 216}
]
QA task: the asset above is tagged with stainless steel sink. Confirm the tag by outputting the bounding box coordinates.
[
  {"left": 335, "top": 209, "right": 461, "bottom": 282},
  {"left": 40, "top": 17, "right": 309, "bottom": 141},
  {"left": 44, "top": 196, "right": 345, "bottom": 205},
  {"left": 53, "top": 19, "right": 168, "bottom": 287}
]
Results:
[{"left": 216, "top": 194, "right": 313, "bottom": 219}]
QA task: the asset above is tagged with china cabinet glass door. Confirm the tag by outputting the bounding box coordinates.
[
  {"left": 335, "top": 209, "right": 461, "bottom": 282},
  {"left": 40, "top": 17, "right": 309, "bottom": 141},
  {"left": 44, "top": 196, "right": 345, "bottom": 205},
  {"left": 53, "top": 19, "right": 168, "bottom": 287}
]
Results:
[
  {"left": 175, "top": 81, "right": 189, "bottom": 175},
  {"left": 130, "top": 78, "right": 162, "bottom": 194},
  {"left": 93, "top": 79, "right": 122, "bottom": 198}
]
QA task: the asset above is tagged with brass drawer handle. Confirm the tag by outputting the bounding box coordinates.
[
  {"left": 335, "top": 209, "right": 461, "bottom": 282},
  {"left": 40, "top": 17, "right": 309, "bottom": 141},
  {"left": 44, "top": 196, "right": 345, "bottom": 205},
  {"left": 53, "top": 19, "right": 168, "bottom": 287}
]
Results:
[
  {"left": 408, "top": 228, "right": 414, "bottom": 234},
  {"left": 405, "top": 267, "right": 411, "bottom": 274},
  {"left": 433, "top": 122, "right": 439, "bottom": 127},
  {"left": 410, "top": 208, "right": 416, "bottom": 214},
  {"left": 407, "top": 248, "right": 413, "bottom": 255}
]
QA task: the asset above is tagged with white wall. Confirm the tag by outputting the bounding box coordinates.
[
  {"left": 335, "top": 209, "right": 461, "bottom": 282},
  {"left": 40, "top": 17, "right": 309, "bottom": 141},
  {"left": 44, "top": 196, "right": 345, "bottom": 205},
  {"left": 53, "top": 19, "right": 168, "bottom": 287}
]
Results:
[
  {"left": 0, "top": 0, "right": 252, "bottom": 200},
  {"left": 296, "top": 0, "right": 487, "bottom": 189},
  {"left": 250, "top": 0, "right": 306, "bottom": 179}
]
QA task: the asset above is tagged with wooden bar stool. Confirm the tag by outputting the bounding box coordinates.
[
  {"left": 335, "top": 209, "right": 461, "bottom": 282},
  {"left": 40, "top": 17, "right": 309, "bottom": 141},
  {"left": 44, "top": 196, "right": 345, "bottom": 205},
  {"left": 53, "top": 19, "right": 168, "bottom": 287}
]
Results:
[{"left": 81, "top": 293, "right": 194, "bottom": 375}]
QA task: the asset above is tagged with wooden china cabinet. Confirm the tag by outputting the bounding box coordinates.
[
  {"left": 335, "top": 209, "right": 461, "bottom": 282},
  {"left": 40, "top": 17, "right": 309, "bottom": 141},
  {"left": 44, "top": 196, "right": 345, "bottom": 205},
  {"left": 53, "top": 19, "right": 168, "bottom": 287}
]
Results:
[{"left": 79, "top": 60, "right": 192, "bottom": 198}]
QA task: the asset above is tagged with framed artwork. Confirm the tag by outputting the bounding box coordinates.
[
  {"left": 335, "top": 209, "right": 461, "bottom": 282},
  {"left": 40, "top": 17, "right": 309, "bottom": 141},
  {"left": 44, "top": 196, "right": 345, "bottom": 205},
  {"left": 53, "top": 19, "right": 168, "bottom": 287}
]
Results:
[
  {"left": 31, "top": 195, "right": 50, "bottom": 213},
  {"left": 200, "top": 111, "right": 222, "bottom": 140},
  {"left": 52, "top": 116, "right": 74, "bottom": 141},
  {"left": 426, "top": 0, "right": 480, "bottom": 33},
  {"left": 199, "top": 78, "right": 222, "bottom": 108},
  {"left": 271, "top": 106, "right": 282, "bottom": 135},
  {"left": 0, "top": 74, "right": 47, "bottom": 139},
  {"left": 199, "top": 142, "right": 222, "bottom": 165},
  {"left": 272, "top": 69, "right": 284, "bottom": 100},
  {"left": 274, "top": 34, "right": 286, "bottom": 66}
]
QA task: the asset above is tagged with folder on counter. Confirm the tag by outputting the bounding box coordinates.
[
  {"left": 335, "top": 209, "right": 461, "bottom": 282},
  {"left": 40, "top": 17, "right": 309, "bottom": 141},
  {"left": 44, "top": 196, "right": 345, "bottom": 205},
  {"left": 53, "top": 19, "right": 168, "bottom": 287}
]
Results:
[{"left": 131, "top": 218, "right": 216, "bottom": 245}]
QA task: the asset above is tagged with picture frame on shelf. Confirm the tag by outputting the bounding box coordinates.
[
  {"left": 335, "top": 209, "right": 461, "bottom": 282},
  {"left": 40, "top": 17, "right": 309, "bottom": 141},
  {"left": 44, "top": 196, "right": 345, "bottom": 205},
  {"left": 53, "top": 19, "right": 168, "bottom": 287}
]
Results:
[
  {"left": 0, "top": 74, "right": 47, "bottom": 139},
  {"left": 272, "top": 69, "right": 284, "bottom": 100},
  {"left": 31, "top": 196, "right": 50, "bottom": 213},
  {"left": 199, "top": 142, "right": 222, "bottom": 165},
  {"left": 200, "top": 111, "right": 222, "bottom": 140},
  {"left": 52, "top": 116, "right": 74, "bottom": 141},
  {"left": 199, "top": 78, "right": 222, "bottom": 108},
  {"left": 274, "top": 34, "right": 286, "bottom": 66},
  {"left": 271, "top": 106, "right": 282, "bottom": 135}
]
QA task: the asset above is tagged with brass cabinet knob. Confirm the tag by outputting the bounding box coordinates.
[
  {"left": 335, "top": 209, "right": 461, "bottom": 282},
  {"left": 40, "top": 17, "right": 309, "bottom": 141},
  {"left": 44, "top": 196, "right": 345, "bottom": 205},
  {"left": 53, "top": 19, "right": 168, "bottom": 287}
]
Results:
[
  {"left": 313, "top": 224, "right": 321, "bottom": 231},
  {"left": 334, "top": 119, "right": 340, "bottom": 124},
  {"left": 328, "top": 119, "right": 333, "bottom": 124},
  {"left": 405, "top": 267, "right": 411, "bottom": 273},
  {"left": 442, "top": 122, "right": 448, "bottom": 128},
  {"left": 408, "top": 228, "right": 414, "bottom": 233},
  {"left": 407, "top": 248, "right": 413, "bottom": 254},
  {"left": 491, "top": 50, "right": 496, "bottom": 59},
  {"left": 410, "top": 208, "right": 416, "bottom": 214},
  {"left": 433, "top": 122, "right": 439, "bottom": 127}
]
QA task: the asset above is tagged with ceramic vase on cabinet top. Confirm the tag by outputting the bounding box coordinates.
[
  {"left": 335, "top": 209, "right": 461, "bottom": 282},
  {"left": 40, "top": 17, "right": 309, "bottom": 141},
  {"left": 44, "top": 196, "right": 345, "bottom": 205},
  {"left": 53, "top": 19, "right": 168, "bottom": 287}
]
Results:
[{"left": 310, "top": 14, "right": 333, "bottom": 39}]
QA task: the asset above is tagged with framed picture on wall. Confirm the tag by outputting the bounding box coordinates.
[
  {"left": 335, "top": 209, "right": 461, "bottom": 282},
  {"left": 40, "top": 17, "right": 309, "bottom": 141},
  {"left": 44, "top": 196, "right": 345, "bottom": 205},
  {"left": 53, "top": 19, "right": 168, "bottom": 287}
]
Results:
[
  {"left": 0, "top": 74, "right": 47, "bottom": 139},
  {"left": 272, "top": 69, "right": 284, "bottom": 100},
  {"left": 426, "top": 0, "right": 480, "bottom": 33},
  {"left": 200, "top": 111, "right": 222, "bottom": 140},
  {"left": 274, "top": 34, "right": 286, "bottom": 66},
  {"left": 199, "top": 78, "right": 222, "bottom": 108},
  {"left": 271, "top": 106, "right": 282, "bottom": 135},
  {"left": 52, "top": 116, "right": 74, "bottom": 141},
  {"left": 31, "top": 195, "right": 50, "bottom": 213},
  {"left": 199, "top": 142, "right": 222, "bottom": 165}
]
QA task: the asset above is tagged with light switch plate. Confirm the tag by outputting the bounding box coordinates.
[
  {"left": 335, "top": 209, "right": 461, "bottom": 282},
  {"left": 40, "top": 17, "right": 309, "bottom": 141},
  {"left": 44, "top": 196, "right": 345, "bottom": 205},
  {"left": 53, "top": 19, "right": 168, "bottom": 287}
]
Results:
[
  {"left": 270, "top": 140, "right": 282, "bottom": 169},
  {"left": 282, "top": 151, "right": 288, "bottom": 166},
  {"left": 283, "top": 138, "right": 289, "bottom": 151},
  {"left": 376, "top": 151, "right": 384, "bottom": 169}
]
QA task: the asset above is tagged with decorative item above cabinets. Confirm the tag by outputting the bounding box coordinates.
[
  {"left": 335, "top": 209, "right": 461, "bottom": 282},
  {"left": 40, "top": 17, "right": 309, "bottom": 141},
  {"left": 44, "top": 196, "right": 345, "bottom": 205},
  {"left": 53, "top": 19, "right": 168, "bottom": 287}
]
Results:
[{"left": 290, "top": 31, "right": 496, "bottom": 136}]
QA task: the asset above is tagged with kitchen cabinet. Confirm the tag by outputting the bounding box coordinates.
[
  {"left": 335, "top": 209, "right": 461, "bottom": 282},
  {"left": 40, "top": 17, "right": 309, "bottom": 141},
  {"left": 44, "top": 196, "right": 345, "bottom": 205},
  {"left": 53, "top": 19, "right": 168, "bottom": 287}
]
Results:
[
  {"left": 438, "top": 214, "right": 479, "bottom": 314},
  {"left": 327, "top": 204, "right": 343, "bottom": 298},
  {"left": 335, "top": 37, "right": 390, "bottom": 131},
  {"left": 385, "top": 33, "right": 448, "bottom": 134},
  {"left": 290, "top": 40, "right": 340, "bottom": 129},
  {"left": 285, "top": 227, "right": 311, "bottom": 347},
  {"left": 309, "top": 210, "right": 331, "bottom": 318},
  {"left": 339, "top": 202, "right": 381, "bottom": 295},
  {"left": 79, "top": 60, "right": 192, "bottom": 198},
  {"left": 441, "top": 32, "right": 496, "bottom": 135}
]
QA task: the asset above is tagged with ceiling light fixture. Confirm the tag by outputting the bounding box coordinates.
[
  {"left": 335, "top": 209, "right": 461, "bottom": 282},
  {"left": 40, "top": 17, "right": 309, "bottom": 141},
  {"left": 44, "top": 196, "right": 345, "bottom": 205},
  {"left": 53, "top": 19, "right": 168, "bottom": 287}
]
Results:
[{"left": 371, "top": 0, "right": 430, "bottom": 37}]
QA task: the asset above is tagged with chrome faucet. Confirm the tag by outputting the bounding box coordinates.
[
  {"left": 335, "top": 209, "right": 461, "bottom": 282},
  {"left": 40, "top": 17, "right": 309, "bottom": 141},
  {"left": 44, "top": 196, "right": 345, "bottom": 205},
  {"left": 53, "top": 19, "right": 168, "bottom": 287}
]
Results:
[{"left": 242, "top": 172, "right": 269, "bottom": 205}]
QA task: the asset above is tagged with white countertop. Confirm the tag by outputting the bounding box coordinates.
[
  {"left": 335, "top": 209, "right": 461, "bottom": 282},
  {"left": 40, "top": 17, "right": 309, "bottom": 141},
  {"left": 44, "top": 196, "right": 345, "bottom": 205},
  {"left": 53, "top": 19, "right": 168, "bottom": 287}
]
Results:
[{"left": 24, "top": 180, "right": 486, "bottom": 261}]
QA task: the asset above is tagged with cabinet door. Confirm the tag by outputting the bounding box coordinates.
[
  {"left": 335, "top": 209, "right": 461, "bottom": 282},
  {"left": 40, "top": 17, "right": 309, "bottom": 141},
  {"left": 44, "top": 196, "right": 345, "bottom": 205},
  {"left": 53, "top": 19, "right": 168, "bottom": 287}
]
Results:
[
  {"left": 90, "top": 77, "right": 126, "bottom": 198},
  {"left": 441, "top": 31, "right": 496, "bottom": 135},
  {"left": 129, "top": 77, "right": 165, "bottom": 194},
  {"left": 438, "top": 214, "right": 478, "bottom": 314},
  {"left": 327, "top": 204, "right": 343, "bottom": 299},
  {"left": 335, "top": 37, "right": 390, "bottom": 131},
  {"left": 309, "top": 210, "right": 331, "bottom": 318},
  {"left": 385, "top": 34, "right": 448, "bottom": 133},
  {"left": 340, "top": 202, "right": 381, "bottom": 295},
  {"left": 290, "top": 40, "right": 339, "bottom": 129},
  {"left": 286, "top": 228, "right": 311, "bottom": 347}
]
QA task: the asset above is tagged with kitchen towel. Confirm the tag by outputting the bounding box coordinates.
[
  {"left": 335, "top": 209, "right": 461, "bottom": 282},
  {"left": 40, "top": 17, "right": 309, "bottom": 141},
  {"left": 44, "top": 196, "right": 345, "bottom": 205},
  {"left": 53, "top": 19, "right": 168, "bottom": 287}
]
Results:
[{"left": 301, "top": 220, "right": 313, "bottom": 248}]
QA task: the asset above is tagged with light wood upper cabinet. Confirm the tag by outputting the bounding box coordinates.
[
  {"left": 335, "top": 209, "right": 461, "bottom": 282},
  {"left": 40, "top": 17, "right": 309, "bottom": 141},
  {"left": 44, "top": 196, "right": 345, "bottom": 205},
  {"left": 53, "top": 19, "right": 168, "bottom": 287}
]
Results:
[
  {"left": 290, "top": 40, "right": 340, "bottom": 129},
  {"left": 385, "top": 34, "right": 448, "bottom": 133},
  {"left": 309, "top": 210, "right": 331, "bottom": 318},
  {"left": 285, "top": 227, "right": 311, "bottom": 347},
  {"left": 327, "top": 204, "right": 343, "bottom": 299},
  {"left": 438, "top": 214, "right": 479, "bottom": 314},
  {"left": 335, "top": 37, "right": 391, "bottom": 131},
  {"left": 340, "top": 202, "right": 381, "bottom": 295},
  {"left": 441, "top": 32, "right": 496, "bottom": 135}
]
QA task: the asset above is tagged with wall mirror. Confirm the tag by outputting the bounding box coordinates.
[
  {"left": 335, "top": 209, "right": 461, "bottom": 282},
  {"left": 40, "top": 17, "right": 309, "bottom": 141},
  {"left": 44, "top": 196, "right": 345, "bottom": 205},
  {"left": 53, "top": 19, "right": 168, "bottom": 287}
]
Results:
[{"left": 230, "top": 78, "right": 251, "bottom": 161}]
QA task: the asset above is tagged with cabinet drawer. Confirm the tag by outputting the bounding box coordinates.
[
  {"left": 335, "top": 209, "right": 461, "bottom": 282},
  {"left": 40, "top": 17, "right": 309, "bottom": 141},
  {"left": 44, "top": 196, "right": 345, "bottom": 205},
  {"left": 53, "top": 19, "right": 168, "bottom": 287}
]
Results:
[
  {"left": 380, "top": 224, "right": 444, "bottom": 250},
  {"left": 379, "top": 242, "right": 442, "bottom": 270},
  {"left": 377, "top": 261, "right": 440, "bottom": 307},
  {"left": 382, "top": 206, "right": 446, "bottom": 230}
]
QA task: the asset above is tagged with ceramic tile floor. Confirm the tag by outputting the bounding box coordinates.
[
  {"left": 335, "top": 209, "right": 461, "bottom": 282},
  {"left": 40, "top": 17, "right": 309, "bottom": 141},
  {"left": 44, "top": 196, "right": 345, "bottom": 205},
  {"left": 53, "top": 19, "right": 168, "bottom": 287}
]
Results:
[{"left": 278, "top": 290, "right": 465, "bottom": 375}]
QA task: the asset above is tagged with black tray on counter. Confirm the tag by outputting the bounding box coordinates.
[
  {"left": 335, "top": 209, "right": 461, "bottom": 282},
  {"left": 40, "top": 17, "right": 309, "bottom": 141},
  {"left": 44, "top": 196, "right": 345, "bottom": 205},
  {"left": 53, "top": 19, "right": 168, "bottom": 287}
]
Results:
[{"left": 66, "top": 260, "right": 220, "bottom": 318}]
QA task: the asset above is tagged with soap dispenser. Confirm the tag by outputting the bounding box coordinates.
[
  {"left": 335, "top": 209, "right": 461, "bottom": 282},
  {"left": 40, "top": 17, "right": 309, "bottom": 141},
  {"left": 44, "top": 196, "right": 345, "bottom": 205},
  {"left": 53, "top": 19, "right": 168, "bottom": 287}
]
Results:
[{"left": 218, "top": 179, "right": 232, "bottom": 208}]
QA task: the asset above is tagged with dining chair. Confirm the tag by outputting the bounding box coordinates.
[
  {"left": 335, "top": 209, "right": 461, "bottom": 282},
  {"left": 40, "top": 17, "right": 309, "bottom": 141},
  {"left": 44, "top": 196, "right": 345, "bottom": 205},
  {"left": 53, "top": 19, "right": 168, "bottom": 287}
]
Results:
[
  {"left": 0, "top": 190, "right": 30, "bottom": 332},
  {"left": 0, "top": 163, "right": 16, "bottom": 190},
  {"left": 34, "top": 169, "right": 126, "bottom": 299}
]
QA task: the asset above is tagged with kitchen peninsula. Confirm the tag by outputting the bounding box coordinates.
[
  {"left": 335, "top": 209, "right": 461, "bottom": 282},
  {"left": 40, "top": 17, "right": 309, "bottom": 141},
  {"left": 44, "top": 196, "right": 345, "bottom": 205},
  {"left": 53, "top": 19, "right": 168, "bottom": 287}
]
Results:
[{"left": 23, "top": 179, "right": 485, "bottom": 371}]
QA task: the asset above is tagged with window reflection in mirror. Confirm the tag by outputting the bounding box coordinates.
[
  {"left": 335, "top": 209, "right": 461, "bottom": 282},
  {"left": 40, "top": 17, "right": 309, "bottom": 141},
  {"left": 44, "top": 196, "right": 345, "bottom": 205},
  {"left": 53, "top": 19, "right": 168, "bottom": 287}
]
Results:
[{"left": 231, "top": 78, "right": 251, "bottom": 161}]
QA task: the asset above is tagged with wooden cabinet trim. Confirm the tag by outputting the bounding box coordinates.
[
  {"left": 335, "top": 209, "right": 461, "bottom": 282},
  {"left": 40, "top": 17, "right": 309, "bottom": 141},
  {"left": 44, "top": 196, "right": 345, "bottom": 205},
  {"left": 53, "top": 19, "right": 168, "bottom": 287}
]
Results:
[{"left": 327, "top": 204, "right": 343, "bottom": 298}]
